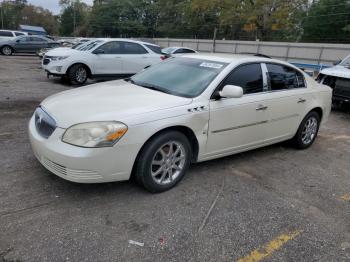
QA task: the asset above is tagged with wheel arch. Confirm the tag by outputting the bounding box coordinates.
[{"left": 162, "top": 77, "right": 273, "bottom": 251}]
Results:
[
  {"left": 131, "top": 125, "right": 200, "bottom": 178},
  {"left": 66, "top": 63, "right": 92, "bottom": 78}
]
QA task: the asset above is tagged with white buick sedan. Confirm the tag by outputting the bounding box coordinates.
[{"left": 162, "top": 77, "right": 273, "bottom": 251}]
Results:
[{"left": 29, "top": 54, "right": 332, "bottom": 192}]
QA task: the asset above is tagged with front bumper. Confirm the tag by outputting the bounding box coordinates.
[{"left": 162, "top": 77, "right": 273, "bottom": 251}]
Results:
[
  {"left": 42, "top": 60, "right": 68, "bottom": 76},
  {"left": 28, "top": 115, "right": 139, "bottom": 183}
]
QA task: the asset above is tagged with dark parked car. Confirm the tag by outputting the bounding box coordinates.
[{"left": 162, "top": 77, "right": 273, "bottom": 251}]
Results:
[{"left": 0, "top": 35, "right": 60, "bottom": 56}]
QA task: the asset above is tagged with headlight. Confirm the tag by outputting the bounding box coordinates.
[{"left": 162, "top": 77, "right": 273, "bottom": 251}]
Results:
[
  {"left": 51, "top": 56, "right": 69, "bottom": 61},
  {"left": 62, "top": 121, "right": 128, "bottom": 148}
]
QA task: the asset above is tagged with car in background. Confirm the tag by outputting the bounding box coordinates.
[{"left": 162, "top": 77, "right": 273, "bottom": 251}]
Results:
[
  {"left": 0, "top": 35, "right": 60, "bottom": 56},
  {"left": 42, "top": 38, "right": 167, "bottom": 85},
  {"left": 29, "top": 54, "right": 332, "bottom": 192},
  {"left": 162, "top": 46, "right": 197, "bottom": 57},
  {"left": 0, "top": 30, "right": 28, "bottom": 42},
  {"left": 317, "top": 55, "right": 350, "bottom": 105}
]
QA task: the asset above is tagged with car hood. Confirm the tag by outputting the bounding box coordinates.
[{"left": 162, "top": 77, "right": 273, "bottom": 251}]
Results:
[
  {"left": 41, "top": 80, "right": 192, "bottom": 128},
  {"left": 45, "top": 48, "right": 80, "bottom": 57},
  {"left": 320, "top": 65, "right": 350, "bottom": 79}
]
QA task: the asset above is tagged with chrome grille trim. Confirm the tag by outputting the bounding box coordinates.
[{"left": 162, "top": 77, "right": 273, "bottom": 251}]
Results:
[{"left": 41, "top": 157, "right": 102, "bottom": 179}]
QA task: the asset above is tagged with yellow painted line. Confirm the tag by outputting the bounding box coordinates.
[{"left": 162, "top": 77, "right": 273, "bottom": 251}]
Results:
[
  {"left": 340, "top": 195, "right": 350, "bottom": 202},
  {"left": 236, "top": 230, "right": 302, "bottom": 262}
]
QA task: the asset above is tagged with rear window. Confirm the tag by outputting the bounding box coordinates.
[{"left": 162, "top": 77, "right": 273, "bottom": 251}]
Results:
[
  {"left": 145, "top": 44, "right": 162, "bottom": 54},
  {"left": 0, "top": 31, "right": 13, "bottom": 37}
]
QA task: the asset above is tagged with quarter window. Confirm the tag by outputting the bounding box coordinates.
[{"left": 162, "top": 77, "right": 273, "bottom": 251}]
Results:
[
  {"left": 223, "top": 63, "right": 264, "bottom": 94},
  {"left": 266, "top": 64, "right": 306, "bottom": 90}
]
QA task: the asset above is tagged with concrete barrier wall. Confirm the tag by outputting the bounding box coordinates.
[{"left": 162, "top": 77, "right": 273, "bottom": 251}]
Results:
[{"left": 154, "top": 38, "right": 350, "bottom": 66}]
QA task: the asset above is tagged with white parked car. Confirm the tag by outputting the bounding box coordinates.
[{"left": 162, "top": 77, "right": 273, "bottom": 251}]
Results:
[
  {"left": 42, "top": 38, "right": 166, "bottom": 84},
  {"left": 29, "top": 54, "right": 332, "bottom": 192},
  {"left": 162, "top": 46, "right": 197, "bottom": 57},
  {"left": 317, "top": 55, "right": 350, "bottom": 105},
  {"left": 0, "top": 30, "right": 27, "bottom": 42}
]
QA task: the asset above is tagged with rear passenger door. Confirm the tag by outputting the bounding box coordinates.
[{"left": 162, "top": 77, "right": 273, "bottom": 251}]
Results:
[
  {"left": 92, "top": 41, "right": 123, "bottom": 75},
  {"left": 30, "top": 37, "right": 48, "bottom": 52},
  {"left": 120, "top": 42, "right": 151, "bottom": 74},
  {"left": 263, "top": 63, "right": 311, "bottom": 142}
]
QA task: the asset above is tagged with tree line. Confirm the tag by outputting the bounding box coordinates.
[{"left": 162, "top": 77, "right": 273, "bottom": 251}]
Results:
[{"left": 1, "top": 0, "right": 350, "bottom": 43}]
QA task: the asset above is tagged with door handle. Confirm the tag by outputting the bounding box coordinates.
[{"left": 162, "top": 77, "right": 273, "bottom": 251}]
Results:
[
  {"left": 298, "top": 98, "right": 307, "bottom": 103},
  {"left": 256, "top": 105, "right": 268, "bottom": 111}
]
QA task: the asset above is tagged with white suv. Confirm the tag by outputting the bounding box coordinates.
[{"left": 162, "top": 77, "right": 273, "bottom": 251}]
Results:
[
  {"left": 42, "top": 39, "right": 166, "bottom": 84},
  {"left": 0, "top": 30, "right": 27, "bottom": 42}
]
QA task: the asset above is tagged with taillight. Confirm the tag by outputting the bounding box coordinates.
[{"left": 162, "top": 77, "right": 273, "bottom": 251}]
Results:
[{"left": 160, "top": 55, "right": 167, "bottom": 61}]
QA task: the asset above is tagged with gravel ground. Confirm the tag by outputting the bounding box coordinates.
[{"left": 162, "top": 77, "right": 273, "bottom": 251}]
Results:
[{"left": 0, "top": 55, "right": 350, "bottom": 262}]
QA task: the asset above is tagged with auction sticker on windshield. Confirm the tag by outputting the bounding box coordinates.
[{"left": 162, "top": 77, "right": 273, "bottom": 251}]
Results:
[{"left": 199, "top": 62, "right": 224, "bottom": 69}]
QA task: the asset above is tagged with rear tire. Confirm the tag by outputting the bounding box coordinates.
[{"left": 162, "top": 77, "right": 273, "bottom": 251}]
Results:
[
  {"left": 291, "top": 111, "right": 321, "bottom": 149},
  {"left": 67, "top": 64, "right": 88, "bottom": 85},
  {"left": 134, "top": 131, "right": 192, "bottom": 193},
  {"left": 1, "top": 45, "right": 13, "bottom": 56}
]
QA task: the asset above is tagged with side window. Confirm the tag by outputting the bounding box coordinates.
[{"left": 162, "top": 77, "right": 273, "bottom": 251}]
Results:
[
  {"left": 0, "top": 31, "right": 13, "bottom": 37},
  {"left": 123, "top": 42, "right": 148, "bottom": 54},
  {"left": 182, "top": 49, "right": 196, "bottom": 53},
  {"left": 97, "top": 41, "right": 122, "bottom": 54},
  {"left": 31, "top": 37, "right": 45, "bottom": 42},
  {"left": 266, "top": 64, "right": 305, "bottom": 90},
  {"left": 15, "top": 32, "right": 24, "bottom": 36},
  {"left": 223, "top": 63, "right": 264, "bottom": 94},
  {"left": 174, "top": 49, "right": 184, "bottom": 54},
  {"left": 18, "top": 37, "right": 30, "bottom": 42}
]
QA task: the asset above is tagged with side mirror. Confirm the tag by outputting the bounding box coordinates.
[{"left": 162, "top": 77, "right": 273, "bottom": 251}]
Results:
[
  {"left": 333, "top": 60, "right": 341, "bottom": 65},
  {"left": 219, "top": 85, "right": 243, "bottom": 99},
  {"left": 16, "top": 40, "right": 20, "bottom": 43},
  {"left": 93, "top": 49, "right": 104, "bottom": 55}
]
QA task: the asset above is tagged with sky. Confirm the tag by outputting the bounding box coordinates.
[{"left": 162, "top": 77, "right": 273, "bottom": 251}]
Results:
[{"left": 27, "top": 0, "right": 94, "bottom": 15}]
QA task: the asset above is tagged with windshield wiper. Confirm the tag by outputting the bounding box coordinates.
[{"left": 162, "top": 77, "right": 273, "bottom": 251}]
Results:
[{"left": 133, "top": 81, "right": 172, "bottom": 95}]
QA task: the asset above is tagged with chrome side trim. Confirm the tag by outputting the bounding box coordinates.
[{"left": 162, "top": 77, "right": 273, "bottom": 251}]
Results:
[
  {"left": 212, "top": 113, "right": 299, "bottom": 134},
  {"left": 212, "top": 120, "right": 268, "bottom": 133}
]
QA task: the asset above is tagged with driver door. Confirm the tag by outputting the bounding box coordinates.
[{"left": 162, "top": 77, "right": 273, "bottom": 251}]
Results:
[
  {"left": 14, "top": 36, "right": 32, "bottom": 52},
  {"left": 206, "top": 63, "right": 270, "bottom": 158},
  {"left": 93, "top": 41, "right": 123, "bottom": 75}
]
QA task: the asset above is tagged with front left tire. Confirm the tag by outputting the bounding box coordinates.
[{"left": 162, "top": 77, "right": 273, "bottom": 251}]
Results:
[
  {"left": 134, "top": 131, "right": 192, "bottom": 193},
  {"left": 68, "top": 64, "right": 88, "bottom": 85},
  {"left": 1, "top": 45, "right": 13, "bottom": 56}
]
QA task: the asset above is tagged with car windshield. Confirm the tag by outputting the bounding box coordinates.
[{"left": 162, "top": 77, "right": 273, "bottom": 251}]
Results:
[
  {"left": 340, "top": 56, "right": 350, "bottom": 67},
  {"left": 130, "top": 58, "right": 228, "bottom": 98},
  {"left": 76, "top": 40, "right": 104, "bottom": 51},
  {"left": 162, "top": 47, "right": 176, "bottom": 54}
]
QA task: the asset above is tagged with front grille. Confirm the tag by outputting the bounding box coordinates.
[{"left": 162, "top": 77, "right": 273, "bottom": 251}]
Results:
[
  {"left": 35, "top": 107, "right": 56, "bottom": 139},
  {"left": 41, "top": 157, "right": 101, "bottom": 179},
  {"left": 335, "top": 78, "right": 350, "bottom": 98}
]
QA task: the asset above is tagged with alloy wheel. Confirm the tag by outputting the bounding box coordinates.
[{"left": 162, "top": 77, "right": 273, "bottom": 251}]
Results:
[
  {"left": 75, "top": 67, "right": 87, "bottom": 83},
  {"left": 2, "top": 46, "right": 12, "bottom": 56},
  {"left": 150, "top": 141, "right": 186, "bottom": 185},
  {"left": 301, "top": 116, "right": 318, "bottom": 145}
]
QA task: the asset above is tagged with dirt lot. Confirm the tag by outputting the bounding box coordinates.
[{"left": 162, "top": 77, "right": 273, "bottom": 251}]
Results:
[{"left": 0, "top": 55, "right": 350, "bottom": 262}]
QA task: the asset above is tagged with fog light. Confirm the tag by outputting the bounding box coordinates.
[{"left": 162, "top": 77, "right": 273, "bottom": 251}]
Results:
[{"left": 56, "top": 66, "right": 62, "bottom": 72}]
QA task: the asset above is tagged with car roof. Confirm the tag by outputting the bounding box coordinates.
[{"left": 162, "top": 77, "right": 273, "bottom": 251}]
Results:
[
  {"left": 100, "top": 38, "right": 159, "bottom": 46},
  {"left": 182, "top": 52, "right": 285, "bottom": 64}
]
